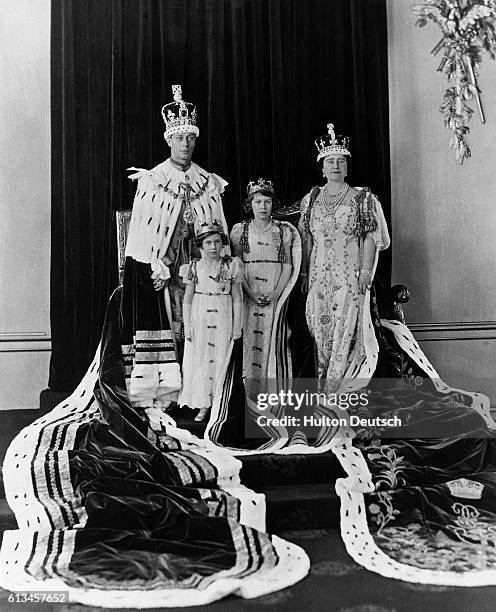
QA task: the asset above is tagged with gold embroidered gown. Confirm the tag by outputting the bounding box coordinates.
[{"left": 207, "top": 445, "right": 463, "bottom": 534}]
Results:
[{"left": 301, "top": 187, "right": 386, "bottom": 391}]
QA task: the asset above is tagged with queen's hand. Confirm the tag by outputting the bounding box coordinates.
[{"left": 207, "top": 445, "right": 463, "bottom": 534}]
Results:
[{"left": 358, "top": 269, "right": 372, "bottom": 294}]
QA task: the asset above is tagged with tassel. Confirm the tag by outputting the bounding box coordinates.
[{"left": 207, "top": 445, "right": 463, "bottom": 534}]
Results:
[
  {"left": 275, "top": 221, "right": 287, "bottom": 263},
  {"left": 187, "top": 260, "right": 198, "bottom": 284},
  {"left": 212, "top": 256, "right": 233, "bottom": 283},
  {"left": 240, "top": 220, "right": 250, "bottom": 254},
  {"left": 300, "top": 185, "right": 320, "bottom": 240},
  {"left": 354, "top": 189, "right": 378, "bottom": 238}
]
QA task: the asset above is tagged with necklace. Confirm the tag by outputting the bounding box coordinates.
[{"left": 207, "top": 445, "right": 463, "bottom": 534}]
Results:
[
  {"left": 324, "top": 183, "right": 347, "bottom": 198},
  {"left": 321, "top": 183, "right": 349, "bottom": 216}
]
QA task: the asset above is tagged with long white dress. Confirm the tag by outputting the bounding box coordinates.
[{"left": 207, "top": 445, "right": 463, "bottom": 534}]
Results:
[
  {"left": 178, "top": 256, "right": 242, "bottom": 409},
  {"left": 231, "top": 220, "right": 293, "bottom": 383},
  {"left": 300, "top": 186, "right": 388, "bottom": 391}
]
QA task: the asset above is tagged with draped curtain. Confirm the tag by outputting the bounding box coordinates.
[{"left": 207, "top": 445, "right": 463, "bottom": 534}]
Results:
[{"left": 50, "top": 0, "right": 391, "bottom": 391}]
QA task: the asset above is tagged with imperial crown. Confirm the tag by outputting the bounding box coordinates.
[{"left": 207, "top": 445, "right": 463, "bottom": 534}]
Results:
[
  {"left": 161, "top": 85, "right": 199, "bottom": 139},
  {"left": 247, "top": 178, "right": 274, "bottom": 196},
  {"left": 195, "top": 219, "right": 225, "bottom": 240},
  {"left": 315, "top": 123, "right": 351, "bottom": 161}
]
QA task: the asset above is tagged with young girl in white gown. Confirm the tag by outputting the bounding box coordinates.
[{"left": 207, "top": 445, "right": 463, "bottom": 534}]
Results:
[{"left": 178, "top": 220, "right": 243, "bottom": 421}]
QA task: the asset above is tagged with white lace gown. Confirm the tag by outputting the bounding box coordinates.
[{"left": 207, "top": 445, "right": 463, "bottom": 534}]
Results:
[
  {"left": 178, "top": 257, "right": 242, "bottom": 409},
  {"left": 303, "top": 187, "right": 386, "bottom": 391}
]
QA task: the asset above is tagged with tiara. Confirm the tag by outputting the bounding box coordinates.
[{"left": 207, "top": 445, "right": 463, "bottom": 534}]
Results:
[
  {"left": 195, "top": 219, "right": 225, "bottom": 240},
  {"left": 247, "top": 178, "right": 274, "bottom": 196},
  {"left": 315, "top": 123, "right": 351, "bottom": 161},
  {"left": 161, "top": 85, "right": 199, "bottom": 139}
]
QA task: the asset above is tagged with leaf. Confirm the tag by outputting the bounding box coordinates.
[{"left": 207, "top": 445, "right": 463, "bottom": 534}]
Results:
[
  {"left": 411, "top": 0, "right": 492, "bottom": 164},
  {"left": 459, "top": 6, "right": 493, "bottom": 32},
  {"left": 368, "top": 453, "right": 382, "bottom": 461}
]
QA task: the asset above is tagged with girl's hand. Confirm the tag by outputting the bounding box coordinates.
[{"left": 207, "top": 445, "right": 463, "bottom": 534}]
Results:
[
  {"left": 249, "top": 291, "right": 261, "bottom": 305},
  {"left": 261, "top": 292, "right": 278, "bottom": 306},
  {"left": 250, "top": 292, "right": 266, "bottom": 306}
]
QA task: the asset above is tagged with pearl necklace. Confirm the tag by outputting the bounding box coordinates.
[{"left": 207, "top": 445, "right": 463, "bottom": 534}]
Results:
[{"left": 321, "top": 183, "right": 349, "bottom": 216}]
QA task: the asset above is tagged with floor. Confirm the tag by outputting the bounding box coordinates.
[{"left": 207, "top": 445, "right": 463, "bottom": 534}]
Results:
[
  {"left": 1, "top": 408, "right": 496, "bottom": 611},
  {"left": 1, "top": 526, "right": 494, "bottom": 612}
]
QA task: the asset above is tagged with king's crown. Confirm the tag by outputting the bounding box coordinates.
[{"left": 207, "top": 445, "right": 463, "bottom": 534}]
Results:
[{"left": 161, "top": 85, "right": 199, "bottom": 139}]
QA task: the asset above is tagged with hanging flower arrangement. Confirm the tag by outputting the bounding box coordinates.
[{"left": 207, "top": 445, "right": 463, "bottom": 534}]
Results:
[{"left": 412, "top": 0, "right": 496, "bottom": 164}]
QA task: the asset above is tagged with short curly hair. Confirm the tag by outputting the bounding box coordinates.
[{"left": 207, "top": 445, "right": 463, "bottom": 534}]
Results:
[{"left": 242, "top": 189, "right": 281, "bottom": 218}]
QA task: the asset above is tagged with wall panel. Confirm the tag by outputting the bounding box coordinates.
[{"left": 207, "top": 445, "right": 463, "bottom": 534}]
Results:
[
  {"left": 387, "top": 0, "right": 496, "bottom": 402},
  {"left": 0, "top": 0, "right": 51, "bottom": 409}
]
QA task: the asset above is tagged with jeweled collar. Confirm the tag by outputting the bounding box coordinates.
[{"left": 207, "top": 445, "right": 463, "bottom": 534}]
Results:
[{"left": 169, "top": 157, "right": 192, "bottom": 172}]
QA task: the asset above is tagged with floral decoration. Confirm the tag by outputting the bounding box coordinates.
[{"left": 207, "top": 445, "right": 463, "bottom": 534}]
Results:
[{"left": 412, "top": 0, "right": 496, "bottom": 163}]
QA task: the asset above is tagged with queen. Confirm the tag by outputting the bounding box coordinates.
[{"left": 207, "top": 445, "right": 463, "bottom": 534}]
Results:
[{"left": 299, "top": 123, "right": 390, "bottom": 392}]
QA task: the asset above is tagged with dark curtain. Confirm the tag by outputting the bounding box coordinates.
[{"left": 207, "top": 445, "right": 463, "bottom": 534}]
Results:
[{"left": 50, "top": 0, "right": 391, "bottom": 391}]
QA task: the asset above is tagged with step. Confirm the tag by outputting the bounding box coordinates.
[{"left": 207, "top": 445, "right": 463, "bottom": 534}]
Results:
[
  {"left": 263, "top": 483, "right": 340, "bottom": 532},
  {"left": 239, "top": 452, "right": 344, "bottom": 488}
]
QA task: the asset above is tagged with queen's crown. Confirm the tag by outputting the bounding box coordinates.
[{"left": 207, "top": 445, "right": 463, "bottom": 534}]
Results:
[{"left": 315, "top": 123, "right": 351, "bottom": 161}]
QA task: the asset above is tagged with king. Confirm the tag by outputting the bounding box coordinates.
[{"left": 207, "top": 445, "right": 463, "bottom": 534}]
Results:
[{"left": 121, "top": 85, "right": 229, "bottom": 412}]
